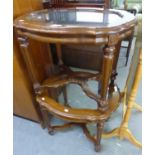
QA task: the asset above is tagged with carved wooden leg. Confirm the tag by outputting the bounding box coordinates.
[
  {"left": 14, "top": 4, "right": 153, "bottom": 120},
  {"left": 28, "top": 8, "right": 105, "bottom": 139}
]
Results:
[
  {"left": 17, "top": 36, "right": 39, "bottom": 88},
  {"left": 17, "top": 36, "right": 45, "bottom": 128},
  {"left": 95, "top": 122, "right": 104, "bottom": 152},
  {"left": 40, "top": 106, "right": 54, "bottom": 135},
  {"left": 100, "top": 46, "right": 116, "bottom": 109},
  {"left": 119, "top": 127, "right": 142, "bottom": 148}
]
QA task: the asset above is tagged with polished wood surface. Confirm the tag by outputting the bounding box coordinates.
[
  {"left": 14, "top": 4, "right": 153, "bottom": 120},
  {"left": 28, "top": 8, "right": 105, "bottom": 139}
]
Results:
[
  {"left": 14, "top": 9, "right": 136, "bottom": 42},
  {"left": 16, "top": 32, "right": 121, "bottom": 151},
  {"left": 14, "top": 8, "right": 137, "bottom": 151},
  {"left": 37, "top": 93, "right": 120, "bottom": 123},
  {"left": 35, "top": 66, "right": 120, "bottom": 152},
  {"left": 14, "top": 7, "right": 136, "bottom": 78}
]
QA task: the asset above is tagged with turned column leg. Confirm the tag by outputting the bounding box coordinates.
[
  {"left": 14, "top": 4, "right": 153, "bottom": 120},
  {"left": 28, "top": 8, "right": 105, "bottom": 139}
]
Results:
[
  {"left": 17, "top": 36, "right": 39, "bottom": 87},
  {"left": 100, "top": 46, "right": 116, "bottom": 109},
  {"left": 95, "top": 122, "right": 104, "bottom": 152},
  {"left": 56, "top": 43, "right": 69, "bottom": 105}
]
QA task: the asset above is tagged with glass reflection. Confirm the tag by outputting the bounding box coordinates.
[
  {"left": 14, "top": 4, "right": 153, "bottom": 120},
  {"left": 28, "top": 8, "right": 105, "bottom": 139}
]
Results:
[{"left": 26, "top": 8, "right": 133, "bottom": 28}]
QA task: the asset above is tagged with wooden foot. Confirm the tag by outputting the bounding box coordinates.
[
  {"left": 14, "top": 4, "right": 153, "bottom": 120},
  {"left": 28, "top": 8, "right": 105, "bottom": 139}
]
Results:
[
  {"left": 102, "top": 127, "right": 142, "bottom": 148},
  {"left": 40, "top": 120, "right": 46, "bottom": 129},
  {"left": 48, "top": 127, "right": 55, "bottom": 135},
  {"left": 40, "top": 106, "right": 51, "bottom": 129},
  {"left": 95, "top": 144, "right": 101, "bottom": 152},
  {"left": 123, "top": 102, "right": 142, "bottom": 118},
  {"left": 120, "top": 128, "right": 142, "bottom": 148},
  {"left": 102, "top": 128, "right": 119, "bottom": 138},
  {"left": 133, "top": 102, "right": 142, "bottom": 112}
]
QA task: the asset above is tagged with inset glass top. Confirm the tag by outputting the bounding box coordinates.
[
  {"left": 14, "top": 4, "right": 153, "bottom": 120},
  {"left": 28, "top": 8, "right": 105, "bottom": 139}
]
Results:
[{"left": 14, "top": 8, "right": 136, "bottom": 30}]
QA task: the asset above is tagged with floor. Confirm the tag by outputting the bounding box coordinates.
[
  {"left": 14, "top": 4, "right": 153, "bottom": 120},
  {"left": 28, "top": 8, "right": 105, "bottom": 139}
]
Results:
[{"left": 13, "top": 40, "right": 142, "bottom": 155}]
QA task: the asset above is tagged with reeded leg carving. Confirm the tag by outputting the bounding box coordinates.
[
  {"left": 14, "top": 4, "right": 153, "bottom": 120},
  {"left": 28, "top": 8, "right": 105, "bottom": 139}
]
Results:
[
  {"left": 17, "top": 36, "right": 39, "bottom": 87},
  {"left": 17, "top": 36, "right": 46, "bottom": 128},
  {"left": 100, "top": 46, "right": 116, "bottom": 110},
  {"left": 95, "top": 122, "right": 104, "bottom": 152}
]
